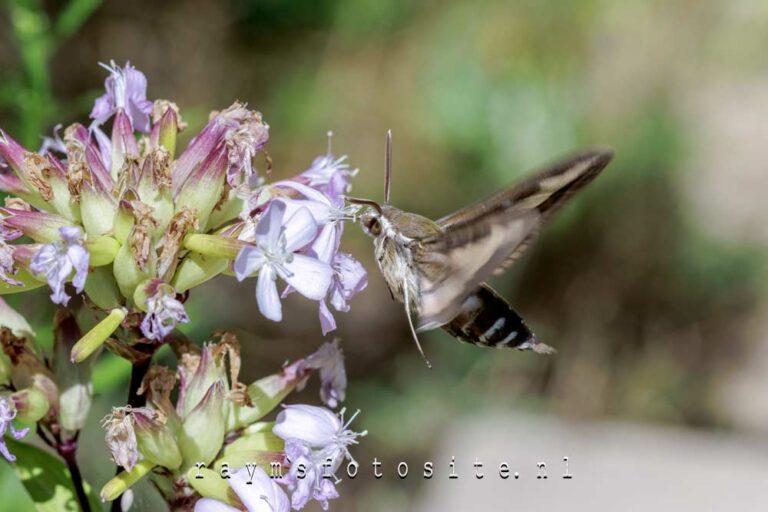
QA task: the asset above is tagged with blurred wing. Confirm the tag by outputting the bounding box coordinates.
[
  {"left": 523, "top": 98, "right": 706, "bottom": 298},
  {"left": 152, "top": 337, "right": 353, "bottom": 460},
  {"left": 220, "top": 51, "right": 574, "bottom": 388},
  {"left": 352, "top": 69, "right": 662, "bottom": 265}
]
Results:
[{"left": 415, "top": 149, "right": 613, "bottom": 330}]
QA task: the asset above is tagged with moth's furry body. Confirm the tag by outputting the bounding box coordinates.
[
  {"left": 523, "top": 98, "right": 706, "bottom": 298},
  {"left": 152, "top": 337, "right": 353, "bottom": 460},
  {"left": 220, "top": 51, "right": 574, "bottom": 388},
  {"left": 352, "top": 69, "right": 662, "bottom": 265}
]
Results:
[
  {"left": 373, "top": 206, "right": 440, "bottom": 308},
  {"left": 367, "top": 205, "right": 540, "bottom": 350},
  {"left": 356, "top": 145, "right": 614, "bottom": 358}
]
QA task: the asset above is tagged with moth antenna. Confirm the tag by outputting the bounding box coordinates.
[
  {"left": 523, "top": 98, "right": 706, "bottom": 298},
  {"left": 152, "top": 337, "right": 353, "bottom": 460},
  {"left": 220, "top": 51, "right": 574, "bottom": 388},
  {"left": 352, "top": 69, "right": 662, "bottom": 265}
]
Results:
[
  {"left": 346, "top": 196, "right": 383, "bottom": 215},
  {"left": 384, "top": 129, "right": 393, "bottom": 204},
  {"left": 404, "top": 283, "right": 433, "bottom": 369}
]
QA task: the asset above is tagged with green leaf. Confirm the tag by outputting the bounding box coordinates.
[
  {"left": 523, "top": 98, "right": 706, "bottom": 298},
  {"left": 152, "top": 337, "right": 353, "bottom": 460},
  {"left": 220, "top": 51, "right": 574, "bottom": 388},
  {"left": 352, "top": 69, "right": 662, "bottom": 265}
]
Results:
[{"left": 6, "top": 439, "right": 102, "bottom": 511}]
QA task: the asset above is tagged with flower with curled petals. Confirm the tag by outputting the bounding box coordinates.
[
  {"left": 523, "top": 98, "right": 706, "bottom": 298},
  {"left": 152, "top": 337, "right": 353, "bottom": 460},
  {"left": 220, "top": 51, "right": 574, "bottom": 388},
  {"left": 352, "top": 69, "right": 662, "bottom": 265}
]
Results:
[
  {"left": 139, "top": 280, "right": 190, "bottom": 341},
  {"left": 29, "top": 226, "right": 89, "bottom": 305}
]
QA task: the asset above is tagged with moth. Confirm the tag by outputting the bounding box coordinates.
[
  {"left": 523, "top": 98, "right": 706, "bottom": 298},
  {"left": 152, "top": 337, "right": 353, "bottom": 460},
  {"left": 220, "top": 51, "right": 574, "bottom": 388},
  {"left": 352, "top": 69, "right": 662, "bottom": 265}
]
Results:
[{"left": 350, "top": 132, "right": 613, "bottom": 367}]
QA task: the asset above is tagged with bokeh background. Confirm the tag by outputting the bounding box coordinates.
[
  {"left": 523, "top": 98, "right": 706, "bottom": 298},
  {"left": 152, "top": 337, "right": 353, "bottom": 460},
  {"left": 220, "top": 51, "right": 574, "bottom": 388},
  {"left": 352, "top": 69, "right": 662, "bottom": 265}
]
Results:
[{"left": 2, "top": 0, "right": 768, "bottom": 510}]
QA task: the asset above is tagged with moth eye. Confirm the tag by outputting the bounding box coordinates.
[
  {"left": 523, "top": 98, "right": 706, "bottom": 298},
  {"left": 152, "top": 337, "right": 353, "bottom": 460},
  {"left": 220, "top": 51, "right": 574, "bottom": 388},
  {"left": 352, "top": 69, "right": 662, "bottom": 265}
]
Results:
[{"left": 364, "top": 216, "right": 382, "bottom": 237}]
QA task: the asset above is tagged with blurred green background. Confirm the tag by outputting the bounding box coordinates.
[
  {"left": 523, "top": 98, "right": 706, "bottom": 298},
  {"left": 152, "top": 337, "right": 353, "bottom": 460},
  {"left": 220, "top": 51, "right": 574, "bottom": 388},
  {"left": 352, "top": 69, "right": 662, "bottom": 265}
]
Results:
[{"left": 2, "top": 0, "right": 768, "bottom": 510}]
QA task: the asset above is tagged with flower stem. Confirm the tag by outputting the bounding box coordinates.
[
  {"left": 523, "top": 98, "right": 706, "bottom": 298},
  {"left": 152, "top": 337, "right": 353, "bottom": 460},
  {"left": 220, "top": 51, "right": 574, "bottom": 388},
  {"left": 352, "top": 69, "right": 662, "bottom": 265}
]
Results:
[
  {"left": 58, "top": 438, "right": 92, "bottom": 512},
  {"left": 127, "top": 356, "right": 152, "bottom": 407},
  {"left": 110, "top": 354, "right": 153, "bottom": 512}
]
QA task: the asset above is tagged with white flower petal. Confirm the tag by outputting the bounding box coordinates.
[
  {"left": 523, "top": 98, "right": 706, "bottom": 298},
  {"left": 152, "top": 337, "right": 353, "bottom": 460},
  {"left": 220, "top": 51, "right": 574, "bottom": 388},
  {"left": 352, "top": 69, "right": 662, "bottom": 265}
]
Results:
[
  {"left": 256, "top": 266, "right": 282, "bottom": 322},
  {"left": 283, "top": 207, "right": 318, "bottom": 253},
  {"left": 273, "top": 404, "right": 341, "bottom": 448},
  {"left": 283, "top": 255, "right": 331, "bottom": 301},
  {"left": 256, "top": 200, "right": 286, "bottom": 249},
  {"left": 234, "top": 246, "right": 265, "bottom": 281}
]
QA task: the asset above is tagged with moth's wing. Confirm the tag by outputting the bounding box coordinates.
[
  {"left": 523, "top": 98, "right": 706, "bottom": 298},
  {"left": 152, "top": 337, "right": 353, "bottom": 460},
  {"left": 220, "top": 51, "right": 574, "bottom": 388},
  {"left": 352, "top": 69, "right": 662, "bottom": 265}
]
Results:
[
  {"left": 415, "top": 149, "right": 613, "bottom": 330},
  {"left": 436, "top": 149, "right": 614, "bottom": 229}
]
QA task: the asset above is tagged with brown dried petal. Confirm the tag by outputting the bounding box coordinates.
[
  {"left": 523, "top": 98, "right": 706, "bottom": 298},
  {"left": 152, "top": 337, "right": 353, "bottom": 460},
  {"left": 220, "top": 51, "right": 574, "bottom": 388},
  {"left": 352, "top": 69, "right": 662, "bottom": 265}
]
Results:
[{"left": 156, "top": 206, "right": 197, "bottom": 280}]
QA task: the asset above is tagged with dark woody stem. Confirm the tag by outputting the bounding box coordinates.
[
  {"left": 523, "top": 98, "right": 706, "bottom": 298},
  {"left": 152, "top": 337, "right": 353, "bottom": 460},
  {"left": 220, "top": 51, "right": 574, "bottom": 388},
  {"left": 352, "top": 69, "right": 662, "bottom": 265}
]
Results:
[
  {"left": 110, "top": 336, "right": 158, "bottom": 512},
  {"left": 38, "top": 424, "right": 91, "bottom": 512},
  {"left": 58, "top": 436, "right": 92, "bottom": 512},
  {"left": 127, "top": 356, "right": 152, "bottom": 408}
]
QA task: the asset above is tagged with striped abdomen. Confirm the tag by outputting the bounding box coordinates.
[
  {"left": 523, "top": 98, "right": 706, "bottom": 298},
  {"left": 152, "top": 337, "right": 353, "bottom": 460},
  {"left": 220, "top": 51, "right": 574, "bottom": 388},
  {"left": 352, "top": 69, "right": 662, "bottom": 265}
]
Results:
[{"left": 442, "top": 284, "right": 549, "bottom": 351}]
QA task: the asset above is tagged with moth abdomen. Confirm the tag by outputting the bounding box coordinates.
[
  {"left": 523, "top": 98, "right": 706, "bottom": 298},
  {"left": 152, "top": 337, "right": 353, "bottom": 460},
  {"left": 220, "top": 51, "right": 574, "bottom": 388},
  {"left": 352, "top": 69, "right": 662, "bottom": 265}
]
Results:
[{"left": 442, "top": 284, "right": 543, "bottom": 350}]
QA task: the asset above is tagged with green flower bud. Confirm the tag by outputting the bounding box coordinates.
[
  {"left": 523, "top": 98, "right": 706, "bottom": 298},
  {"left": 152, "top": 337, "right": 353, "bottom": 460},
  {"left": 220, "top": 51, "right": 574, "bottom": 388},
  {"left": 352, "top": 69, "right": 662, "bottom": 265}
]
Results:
[
  {"left": 100, "top": 460, "right": 155, "bottom": 503},
  {"left": 70, "top": 308, "right": 127, "bottom": 363},
  {"left": 184, "top": 234, "right": 245, "bottom": 260},
  {"left": 175, "top": 146, "right": 227, "bottom": 228},
  {"left": 80, "top": 185, "right": 117, "bottom": 237},
  {"left": 45, "top": 164, "right": 81, "bottom": 222},
  {"left": 10, "top": 388, "right": 50, "bottom": 423},
  {"left": 179, "top": 345, "right": 228, "bottom": 419},
  {"left": 113, "top": 242, "right": 152, "bottom": 302},
  {"left": 151, "top": 101, "right": 184, "bottom": 158},
  {"left": 134, "top": 410, "right": 182, "bottom": 470},
  {"left": 84, "top": 266, "right": 123, "bottom": 309},
  {"left": 137, "top": 148, "right": 174, "bottom": 238},
  {"left": 86, "top": 236, "right": 120, "bottom": 267},
  {"left": 179, "top": 381, "right": 225, "bottom": 468},
  {"left": 171, "top": 252, "right": 228, "bottom": 293},
  {"left": 113, "top": 195, "right": 137, "bottom": 245}
]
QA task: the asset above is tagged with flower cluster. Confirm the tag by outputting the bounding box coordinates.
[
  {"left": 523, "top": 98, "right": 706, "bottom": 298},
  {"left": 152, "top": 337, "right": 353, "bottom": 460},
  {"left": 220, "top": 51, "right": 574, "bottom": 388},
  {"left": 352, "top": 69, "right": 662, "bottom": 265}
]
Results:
[
  {"left": 195, "top": 404, "right": 366, "bottom": 512},
  {"left": 0, "top": 61, "right": 367, "bottom": 361},
  {"left": 0, "top": 60, "right": 370, "bottom": 512},
  {"left": 99, "top": 335, "right": 363, "bottom": 512}
]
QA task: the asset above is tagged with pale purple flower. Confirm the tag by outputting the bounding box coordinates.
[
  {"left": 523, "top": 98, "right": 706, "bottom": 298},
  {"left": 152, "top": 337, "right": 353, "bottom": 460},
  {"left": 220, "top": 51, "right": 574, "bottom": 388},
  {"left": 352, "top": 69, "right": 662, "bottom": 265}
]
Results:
[
  {"left": 281, "top": 439, "right": 338, "bottom": 511},
  {"left": 277, "top": 169, "right": 352, "bottom": 224},
  {"left": 195, "top": 466, "right": 290, "bottom": 512},
  {"left": 318, "top": 252, "right": 367, "bottom": 336},
  {"left": 282, "top": 340, "right": 347, "bottom": 408},
  {"left": 274, "top": 405, "right": 365, "bottom": 510},
  {"left": 296, "top": 154, "right": 355, "bottom": 202},
  {"left": 272, "top": 180, "right": 365, "bottom": 335},
  {"left": 273, "top": 405, "right": 365, "bottom": 472},
  {"left": 234, "top": 200, "right": 331, "bottom": 322},
  {"left": 90, "top": 61, "right": 153, "bottom": 132},
  {"left": 29, "top": 226, "right": 89, "bottom": 305},
  {"left": 0, "top": 396, "right": 29, "bottom": 462},
  {"left": 306, "top": 340, "right": 347, "bottom": 408},
  {"left": 140, "top": 282, "right": 190, "bottom": 341}
]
